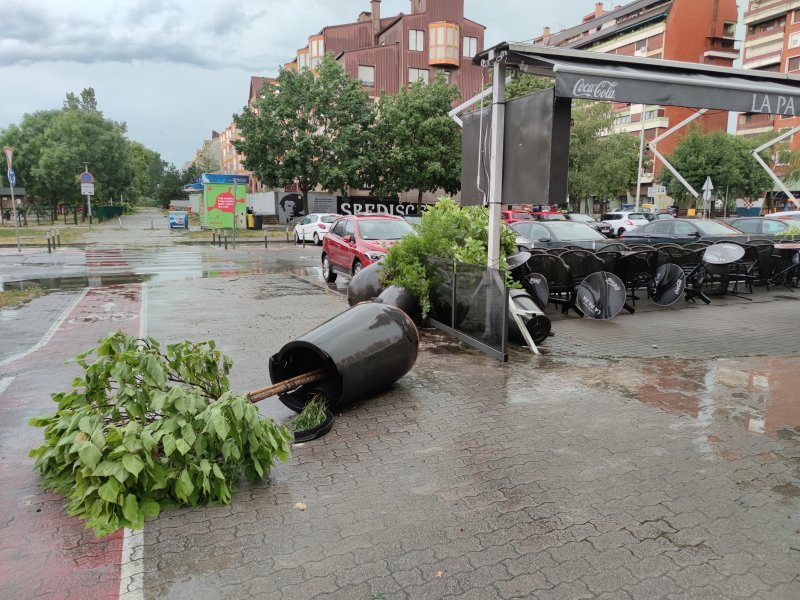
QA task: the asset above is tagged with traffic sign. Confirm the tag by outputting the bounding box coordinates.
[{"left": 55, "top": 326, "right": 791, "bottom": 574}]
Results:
[
  {"left": 702, "top": 176, "right": 714, "bottom": 202},
  {"left": 8, "top": 169, "right": 15, "bottom": 187},
  {"left": 81, "top": 182, "right": 95, "bottom": 195},
  {"left": 80, "top": 171, "right": 94, "bottom": 184},
  {"left": 3, "top": 147, "right": 12, "bottom": 170}
]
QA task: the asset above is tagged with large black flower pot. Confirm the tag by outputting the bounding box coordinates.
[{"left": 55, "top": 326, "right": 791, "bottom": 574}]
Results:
[
  {"left": 269, "top": 303, "right": 419, "bottom": 413},
  {"left": 508, "top": 290, "right": 552, "bottom": 346},
  {"left": 346, "top": 262, "right": 384, "bottom": 306},
  {"left": 375, "top": 285, "right": 422, "bottom": 323},
  {"left": 292, "top": 409, "right": 335, "bottom": 443}
]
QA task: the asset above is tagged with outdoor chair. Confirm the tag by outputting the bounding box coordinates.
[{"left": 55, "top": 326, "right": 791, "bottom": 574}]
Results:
[
  {"left": 746, "top": 239, "right": 774, "bottom": 246},
  {"left": 728, "top": 244, "right": 760, "bottom": 295},
  {"left": 596, "top": 250, "right": 622, "bottom": 272},
  {"left": 617, "top": 250, "right": 658, "bottom": 307},
  {"left": 653, "top": 243, "right": 684, "bottom": 249},
  {"left": 525, "top": 254, "right": 574, "bottom": 314},
  {"left": 558, "top": 250, "right": 607, "bottom": 316},
  {"left": 548, "top": 248, "right": 572, "bottom": 255},
  {"left": 751, "top": 243, "right": 777, "bottom": 287},
  {"left": 656, "top": 245, "right": 695, "bottom": 267},
  {"left": 685, "top": 241, "right": 713, "bottom": 250},
  {"left": 597, "top": 242, "right": 629, "bottom": 252},
  {"left": 628, "top": 244, "right": 657, "bottom": 252}
]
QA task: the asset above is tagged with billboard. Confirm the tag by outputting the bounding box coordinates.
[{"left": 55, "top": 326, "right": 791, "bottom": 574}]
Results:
[{"left": 205, "top": 183, "right": 246, "bottom": 228}]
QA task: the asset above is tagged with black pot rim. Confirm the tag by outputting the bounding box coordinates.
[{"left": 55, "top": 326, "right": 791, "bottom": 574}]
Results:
[{"left": 292, "top": 409, "right": 335, "bottom": 443}]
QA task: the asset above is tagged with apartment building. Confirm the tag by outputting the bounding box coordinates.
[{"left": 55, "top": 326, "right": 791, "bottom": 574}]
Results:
[
  {"left": 533, "top": 0, "right": 739, "bottom": 185},
  {"left": 738, "top": 1, "right": 800, "bottom": 152},
  {"left": 284, "top": 0, "right": 485, "bottom": 102}
]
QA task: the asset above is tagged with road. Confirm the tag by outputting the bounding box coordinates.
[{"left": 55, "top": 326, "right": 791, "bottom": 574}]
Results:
[{"left": 1, "top": 208, "right": 799, "bottom": 599}]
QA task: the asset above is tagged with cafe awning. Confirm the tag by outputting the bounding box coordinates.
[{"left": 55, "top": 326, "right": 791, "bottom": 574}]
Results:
[{"left": 474, "top": 43, "right": 800, "bottom": 117}]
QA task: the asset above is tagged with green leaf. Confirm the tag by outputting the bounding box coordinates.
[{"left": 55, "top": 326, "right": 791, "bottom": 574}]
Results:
[
  {"left": 199, "top": 459, "right": 211, "bottom": 476},
  {"left": 141, "top": 498, "right": 161, "bottom": 518},
  {"left": 98, "top": 478, "right": 121, "bottom": 504},
  {"left": 78, "top": 442, "right": 102, "bottom": 469},
  {"left": 212, "top": 464, "right": 224, "bottom": 480},
  {"left": 175, "top": 439, "right": 191, "bottom": 456},
  {"left": 162, "top": 434, "right": 176, "bottom": 457},
  {"left": 122, "top": 494, "right": 141, "bottom": 526},
  {"left": 175, "top": 469, "right": 194, "bottom": 502},
  {"left": 122, "top": 453, "right": 144, "bottom": 478},
  {"left": 211, "top": 413, "right": 229, "bottom": 441},
  {"left": 181, "top": 423, "right": 196, "bottom": 446}
]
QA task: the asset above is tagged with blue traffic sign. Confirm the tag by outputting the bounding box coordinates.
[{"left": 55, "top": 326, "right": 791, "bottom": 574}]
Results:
[
  {"left": 80, "top": 171, "right": 94, "bottom": 184},
  {"left": 7, "top": 169, "right": 15, "bottom": 187}
]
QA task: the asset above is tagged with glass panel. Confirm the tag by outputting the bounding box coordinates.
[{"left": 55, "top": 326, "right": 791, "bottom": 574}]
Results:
[
  {"left": 673, "top": 221, "right": 696, "bottom": 235},
  {"left": 762, "top": 219, "right": 786, "bottom": 234},
  {"left": 437, "top": 27, "right": 444, "bottom": 44},
  {"left": 447, "top": 27, "right": 454, "bottom": 45},
  {"left": 453, "top": 261, "right": 507, "bottom": 352},
  {"left": 428, "top": 257, "right": 456, "bottom": 326}
]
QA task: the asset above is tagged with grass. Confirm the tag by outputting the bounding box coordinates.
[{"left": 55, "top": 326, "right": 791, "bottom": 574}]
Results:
[
  {"left": 0, "top": 225, "right": 85, "bottom": 245},
  {"left": 0, "top": 286, "right": 44, "bottom": 309},
  {"left": 288, "top": 395, "right": 329, "bottom": 432}
]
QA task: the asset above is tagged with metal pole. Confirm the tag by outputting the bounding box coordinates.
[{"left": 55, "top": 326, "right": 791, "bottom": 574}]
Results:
[
  {"left": 635, "top": 104, "right": 646, "bottom": 210},
  {"left": 9, "top": 183, "right": 20, "bottom": 253},
  {"left": 56, "top": 228, "right": 61, "bottom": 246},
  {"left": 487, "top": 52, "right": 507, "bottom": 270}
]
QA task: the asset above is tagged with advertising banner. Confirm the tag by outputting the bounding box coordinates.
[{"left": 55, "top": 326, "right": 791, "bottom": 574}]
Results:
[{"left": 205, "top": 183, "right": 246, "bottom": 228}]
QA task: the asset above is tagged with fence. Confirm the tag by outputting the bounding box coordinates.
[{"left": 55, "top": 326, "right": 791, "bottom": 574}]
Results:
[
  {"left": 94, "top": 206, "right": 125, "bottom": 222},
  {"left": 427, "top": 256, "right": 510, "bottom": 362}
]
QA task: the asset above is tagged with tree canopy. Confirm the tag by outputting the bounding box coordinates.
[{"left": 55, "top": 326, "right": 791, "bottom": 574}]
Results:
[
  {"left": 234, "top": 55, "right": 375, "bottom": 212},
  {"left": 0, "top": 88, "right": 176, "bottom": 210},
  {"left": 661, "top": 127, "right": 773, "bottom": 204},
  {"left": 368, "top": 74, "right": 462, "bottom": 202}
]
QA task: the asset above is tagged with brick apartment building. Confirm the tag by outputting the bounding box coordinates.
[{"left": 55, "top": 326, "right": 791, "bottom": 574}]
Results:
[
  {"left": 738, "top": 1, "right": 800, "bottom": 155},
  {"left": 533, "top": 0, "right": 740, "bottom": 187},
  {"left": 284, "top": 0, "right": 485, "bottom": 103}
]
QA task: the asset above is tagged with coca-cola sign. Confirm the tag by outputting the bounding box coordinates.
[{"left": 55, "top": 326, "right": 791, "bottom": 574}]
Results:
[{"left": 572, "top": 78, "right": 618, "bottom": 100}]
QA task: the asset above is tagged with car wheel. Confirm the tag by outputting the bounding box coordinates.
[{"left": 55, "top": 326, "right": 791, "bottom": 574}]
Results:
[
  {"left": 352, "top": 260, "right": 362, "bottom": 276},
  {"left": 313, "top": 232, "right": 320, "bottom": 245},
  {"left": 322, "top": 254, "right": 337, "bottom": 283},
  {"left": 293, "top": 231, "right": 300, "bottom": 244}
]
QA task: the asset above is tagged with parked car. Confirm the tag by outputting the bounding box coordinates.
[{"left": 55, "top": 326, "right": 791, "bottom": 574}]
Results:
[
  {"left": 293, "top": 213, "right": 339, "bottom": 245},
  {"left": 530, "top": 211, "right": 567, "bottom": 222},
  {"left": 727, "top": 216, "right": 798, "bottom": 237},
  {"left": 321, "top": 214, "right": 415, "bottom": 282},
  {"left": 404, "top": 215, "right": 422, "bottom": 228},
  {"left": 564, "top": 212, "right": 614, "bottom": 237},
  {"left": 642, "top": 213, "right": 675, "bottom": 222},
  {"left": 500, "top": 210, "right": 535, "bottom": 224},
  {"left": 511, "top": 220, "right": 609, "bottom": 251},
  {"left": 601, "top": 211, "right": 650, "bottom": 237},
  {"left": 620, "top": 218, "right": 748, "bottom": 245}
]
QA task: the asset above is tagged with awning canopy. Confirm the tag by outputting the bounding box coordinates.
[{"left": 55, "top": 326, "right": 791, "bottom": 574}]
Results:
[{"left": 474, "top": 44, "right": 800, "bottom": 116}]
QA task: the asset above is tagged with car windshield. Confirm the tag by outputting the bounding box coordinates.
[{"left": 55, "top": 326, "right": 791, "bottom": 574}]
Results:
[
  {"left": 568, "top": 213, "right": 594, "bottom": 222},
  {"left": 548, "top": 222, "right": 607, "bottom": 241},
  {"left": 357, "top": 219, "right": 415, "bottom": 240},
  {"left": 693, "top": 220, "right": 742, "bottom": 235},
  {"left": 539, "top": 213, "right": 567, "bottom": 221},
  {"left": 321, "top": 215, "right": 338, "bottom": 223},
  {"left": 511, "top": 212, "right": 532, "bottom": 220},
  {"left": 602, "top": 213, "right": 622, "bottom": 220}
]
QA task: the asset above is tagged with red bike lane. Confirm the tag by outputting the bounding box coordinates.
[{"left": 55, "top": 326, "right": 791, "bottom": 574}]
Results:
[{"left": 0, "top": 283, "right": 144, "bottom": 599}]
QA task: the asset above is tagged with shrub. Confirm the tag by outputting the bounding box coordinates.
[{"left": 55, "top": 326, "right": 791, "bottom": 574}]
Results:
[
  {"left": 380, "top": 198, "right": 517, "bottom": 319},
  {"left": 776, "top": 224, "right": 800, "bottom": 239},
  {"left": 28, "top": 332, "right": 292, "bottom": 537}
]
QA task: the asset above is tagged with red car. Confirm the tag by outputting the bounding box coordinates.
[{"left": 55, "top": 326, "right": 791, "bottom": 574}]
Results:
[
  {"left": 500, "top": 210, "right": 534, "bottom": 224},
  {"left": 321, "top": 214, "right": 415, "bottom": 282}
]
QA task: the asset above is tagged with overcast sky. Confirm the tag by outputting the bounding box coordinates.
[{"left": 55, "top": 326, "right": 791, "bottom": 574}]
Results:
[{"left": 0, "top": 1, "right": 610, "bottom": 167}]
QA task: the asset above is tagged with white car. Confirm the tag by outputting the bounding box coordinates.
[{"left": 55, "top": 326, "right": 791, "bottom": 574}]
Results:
[
  {"left": 601, "top": 211, "right": 651, "bottom": 237},
  {"left": 293, "top": 213, "right": 339, "bottom": 245}
]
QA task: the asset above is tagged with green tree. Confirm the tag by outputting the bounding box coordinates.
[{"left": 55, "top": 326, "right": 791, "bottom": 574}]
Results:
[
  {"left": 234, "top": 54, "right": 374, "bottom": 212},
  {"left": 368, "top": 74, "right": 462, "bottom": 203},
  {"left": 126, "top": 142, "right": 165, "bottom": 205},
  {"left": 661, "top": 127, "right": 773, "bottom": 207},
  {"left": 504, "top": 73, "right": 554, "bottom": 101}
]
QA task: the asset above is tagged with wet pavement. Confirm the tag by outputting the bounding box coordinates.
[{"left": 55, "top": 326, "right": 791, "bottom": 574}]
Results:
[{"left": 1, "top": 209, "right": 799, "bottom": 599}]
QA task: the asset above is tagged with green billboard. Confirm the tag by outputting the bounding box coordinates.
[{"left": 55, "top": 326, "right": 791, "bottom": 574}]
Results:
[{"left": 204, "top": 183, "right": 246, "bottom": 229}]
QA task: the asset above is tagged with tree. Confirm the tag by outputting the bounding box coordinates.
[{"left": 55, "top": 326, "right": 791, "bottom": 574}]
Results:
[
  {"left": 234, "top": 54, "right": 374, "bottom": 212},
  {"left": 504, "top": 74, "right": 554, "bottom": 101},
  {"left": 368, "top": 73, "right": 462, "bottom": 203},
  {"left": 126, "top": 142, "right": 165, "bottom": 205},
  {"left": 568, "top": 101, "right": 640, "bottom": 211},
  {"left": 661, "top": 127, "right": 773, "bottom": 207}
]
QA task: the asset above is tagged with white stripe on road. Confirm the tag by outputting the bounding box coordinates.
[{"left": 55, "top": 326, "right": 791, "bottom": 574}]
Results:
[
  {"left": 119, "top": 282, "right": 147, "bottom": 600},
  {"left": 0, "top": 376, "right": 15, "bottom": 396},
  {"left": 0, "top": 288, "right": 89, "bottom": 368}
]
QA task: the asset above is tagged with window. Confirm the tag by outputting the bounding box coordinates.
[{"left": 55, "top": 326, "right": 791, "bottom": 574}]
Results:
[
  {"left": 613, "top": 114, "right": 631, "bottom": 125},
  {"left": 789, "top": 56, "right": 800, "bottom": 71},
  {"left": 331, "top": 220, "right": 346, "bottom": 237},
  {"left": 732, "top": 219, "right": 758, "bottom": 233},
  {"left": 409, "top": 29, "right": 424, "bottom": 51},
  {"left": 723, "top": 21, "right": 736, "bottom": 37},
  {"left": 358, "top": 65, "right": 375, "bottom": 87},
  {"left": 343, "top": 220, "right": 355, "bottom": 239},
  {"left": 463, "top": 36, "right": 478, "bottom": 57},
  {"left": 440, "top": 69, "right": 451, "bottom": 83},
  {"left": 763, "top": 219, "right": 787, "bottom": 234},
  {"left": 791, "top": 33, "right": 800, "bottom": 49},
  {"left": 794, "top": 9, "right": 800, "bottom": 25},
  {"left": 298, "top": 50, "right": 309, "bottom": 70},
  {"left": 635, "top": 39, "right": 647, "bottom": 53},
  {"left": 429, "top": 22, "right": 460, "bottom": 65},
  {"left": 673, "top": 221, "right": 697, "bottom": 236},
  {"left": 528, "top": 223, "right": 550, "bottom": 241},
  {"left": 652, "top": 221, "right": 672, "bottom": 234},
  {"left": 310, "top": 37, "right": 324, "bottom": 69},
  {"left": 409, "top": 68, "right": 429, "bottom": 84},
  {"left": 644, "top": 109, "right": 659, "bottom": 120}
]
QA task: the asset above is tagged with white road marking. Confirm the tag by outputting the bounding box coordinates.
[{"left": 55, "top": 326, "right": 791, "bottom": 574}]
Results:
[
  {"left": 0, "top": 288, "right": 89, "bottom": 368},
  {"left": 119, "top": 282, "right": 147, "bottom": 600},
  {"left": 0, "top": 376, "right": 15, "bottom": 396}
]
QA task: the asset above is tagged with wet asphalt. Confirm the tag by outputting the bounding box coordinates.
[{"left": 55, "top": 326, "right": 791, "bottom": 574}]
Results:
[{"left": 0, "top": 209, "right": 799, "bottom": 599}]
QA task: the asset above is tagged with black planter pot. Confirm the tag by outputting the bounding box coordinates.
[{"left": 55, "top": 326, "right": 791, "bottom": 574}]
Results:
[
  {"left": 346, "top": 262, "right": 384, "bottom": 306},
  {"left": 508, "top": 290, "right": 552, "bottom": 346},
  {"left": 269, "top": 303, "right": 419, "bottom": 413},
  {"left": 292, "top": 409, "right": 335, "bottom": 443},
  {"left": 375, "top": 285, "right": 422, "bottom": 323}
]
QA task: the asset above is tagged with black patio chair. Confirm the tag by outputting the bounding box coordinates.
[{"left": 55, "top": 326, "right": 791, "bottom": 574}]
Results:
[
  {"left": 653, "top": 243, "right": 684, "bottom": 249},
  {"left": 746, "top": 238, "right": 774, "bottom": 246},
  {"left": 598, "top": 242, "right": 629, "bottom": 252},
  {"left": 656, "top": 245, "right": 696, "bottom": 267},
  {"left": 751, "top": 242, "right": 777, "bottom": 287},
  {"left": 685, "top": 241, "right": 712, "bottom": 250},
  {"left": 558, "top": 250, "right": 607, "bottom": 316},
  {"left": 617, "top": 250, "right": 658, "bottom": 307},
  {"left": 728, "top": 245, "right": 760, "bottom": 296},
  {"left": 628, "top": 244, "right": 657, "bottom": 252},
  {"left": 525, "top": 253, "right": 574, "bottom": 314},
  {"left": 596, "top": 250, "right": 622, "bottom": 273}
]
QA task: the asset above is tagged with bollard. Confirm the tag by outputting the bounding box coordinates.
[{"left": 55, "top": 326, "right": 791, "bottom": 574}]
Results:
[
  {"left": 286, "top": 228, "right": 290, "bottom": 243},
  {"left": 302, "top": 234, "right": 306, "bottom": 248},
  {"left": 265, "top": 233, "right": 268, "bottom": 249},
  {"left": 56, "top": 229, "right": 61, "bottom": 246},
  {"left": 224, "top": 234, "right": 228, "bottom": 250},
  {"left": 47, "top": 232, "right": 52, "bottom": 254},
  {"left": 150, "top": 218, "right": 154, "bottom": 230},
  {"left": 212, "top": 230, "right": 216, "bottom": 246}
]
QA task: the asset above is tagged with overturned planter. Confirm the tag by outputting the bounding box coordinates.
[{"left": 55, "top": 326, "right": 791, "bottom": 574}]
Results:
[{"left": 269, "top": 302, "right": 419, "bottom": 413}]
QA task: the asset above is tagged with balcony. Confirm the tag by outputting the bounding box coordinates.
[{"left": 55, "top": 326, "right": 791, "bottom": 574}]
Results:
[
  {"left": 428, "top": 22, "right": 461, "bottom": 68},
  {"left": 745, "top": 0, "right": 800, "bottom": 25}
]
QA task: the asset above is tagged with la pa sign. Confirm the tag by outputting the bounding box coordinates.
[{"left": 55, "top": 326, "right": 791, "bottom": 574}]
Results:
[{"left": 751, "top": 93, "right": 797, "bottom": 116}]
